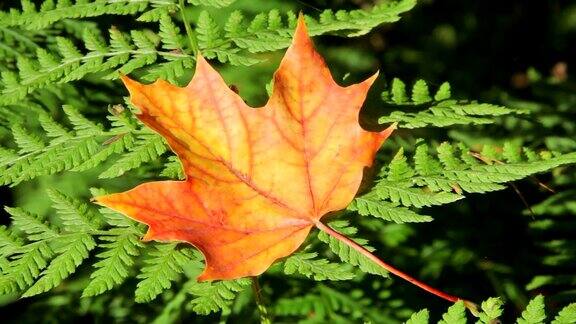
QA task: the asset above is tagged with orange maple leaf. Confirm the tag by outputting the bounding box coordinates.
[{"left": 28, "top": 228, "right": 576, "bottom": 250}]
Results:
[{"left": 96, "top": 16, "right": 471, "bottom": 306}]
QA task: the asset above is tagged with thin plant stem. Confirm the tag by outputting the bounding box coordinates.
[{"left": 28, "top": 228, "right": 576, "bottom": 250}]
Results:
[
  {"left": 314, "top": 220, "right": 479, "bottom": 315},
  {"left": 251, "top": 277, "right": 272, "bottom": 324},
  {"left": 178, "top": 0, "right": 199, "bottom": 54}
]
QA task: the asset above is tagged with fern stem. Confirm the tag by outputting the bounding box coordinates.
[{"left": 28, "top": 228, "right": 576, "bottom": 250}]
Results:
[
  {"left": 315, "top": 221, "right": 477, "bottom": 310},
  {"left": 178, "top": 0, "right": 199, "bottom": 55},
  {"left": 251, "top": 277, "right": 271, "bottom": 324}
]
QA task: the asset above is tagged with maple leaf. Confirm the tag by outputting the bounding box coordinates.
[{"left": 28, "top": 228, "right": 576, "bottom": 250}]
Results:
[{"left": 96, "top": 16, "right": 471, "bottom": 307}]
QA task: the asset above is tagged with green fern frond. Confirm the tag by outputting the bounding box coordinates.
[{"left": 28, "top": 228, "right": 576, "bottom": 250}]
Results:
[
  {"left": 83, "top": 227, "right": 143, "bottom": 297},
  {"left": 0, "top": 25, "right": 192, "bottom": 104},
  {"left": 373, "top": 180, "right": 463, "bottom": 208},
  {"left": 551, "top": 303, "right": 576, "bottom": 324},
  {"left": 0, "top": 226, "right": 23, "bottom": 257},
  {"left": 373, "top": 142, "right": 576, "bottom": 210},
  {"left": 406, "top": 309, "right": 430, "bottom": 324},
  {"left": 187, "top": 278, "right": 251, "bottom": 315},
  {"left": 99, "top": 133, "right": 167, "bottom": 178},
  {"left": 0, "top": 27, "right": 40, "bottom": 62},
  {"left": 380, "top": 78, "right": 524, "bottom": 129},
  {"left": 38, "top": 112, "right": 72, "bottom": 144},
  {"left": 348, "top": 195, "right": 433, "bottom": 223},
  {"left": 411, "top": 79, "right": 431, "bottom": 104},
  {"left": 317, "top": 221, "right": 388, "bottom": 277},
  {"left": 22, "top": 233, "right": 96, "bottom": 297},
  {"left": 63, "top": 105, "right": 103, "bottom": 135},
  {"left": 12, "top": 124, "right": 45, "bottom": 153},
  {"left": 5, "top": 207, "right": 58, "bottom": 241},
  {"left": 283, "top": 252, "right": 355, "bottom": 281},
  {"left": 189, "top": 0, "right": 237, "bottom": 8},
  {"left": 275, "top": 285, "right": 375, "bottom": 322},
  {"left": 135, "top": 243, "right": 194, "bottom": 303},
  {"left": 0, "top": 242, "right": 53, "bottom": 294},
  {"left": 477, "top": 297, "right": 504, "bottom": 324},
  {"left": 47, "top": 189, "right": 103, "bottom": 232},
  {"left": 197, "top": 11, "right": 260, "bottom": 66},
  {"left": 0, "top": 1, "right": 415, "bottom": 102},
  {"left": 401, "top": 296, "right": 574, "bottom": 324},
  {"left": 517, "top": 295, "right": 546, "bottom": 324},
  {"left": 0, "top": 0, "right": 150, "bottom": 30},
  {"left": 160, "top": 155, "right": 185, "bottom": 179},
  {"left": 438, "top": 300, "right": 466, "bottom": 324},
  {"left": 216, "top": 0, "right": 415, "bottom": 55},
  {"left": 0, "top": 106, "right": 152, "bottom": 186}
]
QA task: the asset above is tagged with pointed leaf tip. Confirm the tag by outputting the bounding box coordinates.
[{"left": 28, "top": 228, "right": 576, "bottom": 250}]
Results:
[{"left": 293, "top": 13, "right": 312, "bottom": 47}]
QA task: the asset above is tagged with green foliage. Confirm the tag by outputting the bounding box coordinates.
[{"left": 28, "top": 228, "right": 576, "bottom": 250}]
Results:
[
  {"left": 283, "top": 252, "right": 355, "bottom": 281},
  {"left": 380, "top": 78, "right": 526, "bottom": 129},
  {"left": 374, "top": 142, "right": 576, "bottom": 201},
  {"left": 406, "top": 309, "right": 429, "bottom": 324},
  {"left": 438, "top": 300, "right": 466, "bottom": 324},
  {"left": 1, "top": 196, "right": 99, "bottom": 296},
  {"left": 0, "top": 0, "right": 150, "bottom": 30},
  {"left": 317, "top": 221, "right": 389, "bottom": 277},
  {"left": 552, "top": 303, "right": 576, "bottom": 324},
  {"left": 274, "top": 284, "right": 380, "bottom": 323},
  {"left": 135, "top": 243, "right": 194, "bottom": 303},
  {"left": 0, "top": 0, "right": 575, "bottom": 323},
  {"left": 186, "top": 278, "right": 251, "bottom": 315},
  {"left": 82, "top": 227, "right": 143, "bottom": 297},
  {"left": 0, "top": 0, "right": 416, "bottom": 105},
  {"left": 403, "top": 296, "right": 573, "bottom": 324},
  {"left": 517, "top": 295, "right": 546, "bottom": 324},
  {"left": 0, "top": 105, "right": 166, "bottom": 186},
  {"left": 477, "top": 297, "right": 504, "bottom": 323}
]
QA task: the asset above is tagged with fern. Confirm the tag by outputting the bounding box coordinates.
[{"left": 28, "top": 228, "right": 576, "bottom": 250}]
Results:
[
  {"left": 99, "top": 133, "right": 167, "bottom": 178},
  {"left": 477, "top": 297, "right": 504, "bottom": 324},
  {"left": 525, "top": 189, "right": 576, "bottom": 298},
  {"left": 0, "top": 0, "right": 151, "bottom": 30},
  {"left": 275, "top": 284, "right": 379, "bottom": 323},
  {"left": 82, "top": 227, "right": 143, "bottom": 297},
  {"left": 380, "top": 78, "right": 526, "bottom": 129},
  {"left": 374, "top": 180, "right": 463, "bottom": 208},
  {"left": 23, "top": 232, "right": 96, "bottom": 297},
  {"left": 189, "top": 0, "right": 238, "bottom": 8},
  {"left": 0, "top": 241, "right": 53, "bottom": 294},
  {"left": 47, "top": 188, "right": 103, "bottom": 231},
  {"left": 406, "top": 309, "right": 430, "bottom": 324},
  {"left": 518, "top": 295, "right": 546, "bottom": 324},
  {"left": 400, "top": 296, "right": 574, "bottom": 324},
  {"left": 0, "top": 106, "right": 169, "bottom": 185},
  {"left": 6, "top": 207, "right": 58, "bottom": 241},
  {"left": 1, "top": 198, "right": 102, "bottom": 296},
  {"left": 160, "top": 155, "right": 185, "bottom": 179},
  {"left": 283, "top": 252, "right": 355, "bottom": 281},
  {"left": 0, "top": 1, "right": 416, "bottom": 105},
  {"left": 552, "top": 303, "right": 576, "bottom": 324},
  {"left": 186, "top": 278, "right": 251, "bottom": 315},
  {"left": 373, "top": 142, "right": 576, "bottom": 201},
  {"left": 317, "top": 221, "right": 389, "bottom": 277},
  {"left": 0, "top": 25, "right": 192, "bottom": 104},
  {"left": 438, "top": 300, "right": 467, "bottom": 324},
  {"left": 348, "top": 195, "right": 433, "bottom": 223},
  {"left": 134, "top": 243, "right": 194, "bottom": 303}
]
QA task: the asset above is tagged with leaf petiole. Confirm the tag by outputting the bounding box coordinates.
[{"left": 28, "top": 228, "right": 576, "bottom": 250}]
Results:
[{"left": 314, "top": 220, "right": 478, "bottom": 314}]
